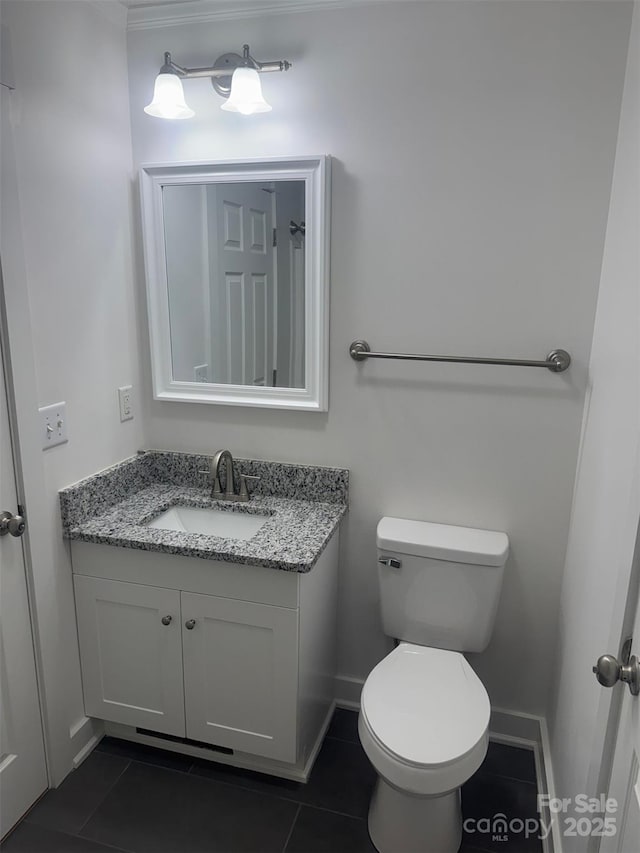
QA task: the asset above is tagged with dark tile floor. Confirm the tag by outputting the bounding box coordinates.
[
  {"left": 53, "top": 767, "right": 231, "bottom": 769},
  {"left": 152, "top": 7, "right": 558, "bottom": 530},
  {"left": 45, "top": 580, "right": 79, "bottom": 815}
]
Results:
[{"left": 2, "top": 709, "right": 543, "bottom": 853}]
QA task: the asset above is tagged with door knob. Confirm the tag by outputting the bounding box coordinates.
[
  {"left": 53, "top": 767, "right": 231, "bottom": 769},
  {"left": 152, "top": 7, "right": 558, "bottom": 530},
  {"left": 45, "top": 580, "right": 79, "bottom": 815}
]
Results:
[
  {"left": 0, "top": 510, "right": 26, "bottom": 538},
  {"left": 161, "top": 615, "right": 172, "bottom": 626},
  {"left": 185, "top": 619, "right": 196, "bottom": 630},
  {"left": 593, "top": 653, "right": 639, "bottom": 696}
]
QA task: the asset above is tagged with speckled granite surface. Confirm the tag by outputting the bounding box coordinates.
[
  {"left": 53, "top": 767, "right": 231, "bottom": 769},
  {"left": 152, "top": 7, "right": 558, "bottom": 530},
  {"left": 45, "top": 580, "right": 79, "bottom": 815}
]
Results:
[{"left": 60, "top": 451, "right": 348, "bottom": 572}]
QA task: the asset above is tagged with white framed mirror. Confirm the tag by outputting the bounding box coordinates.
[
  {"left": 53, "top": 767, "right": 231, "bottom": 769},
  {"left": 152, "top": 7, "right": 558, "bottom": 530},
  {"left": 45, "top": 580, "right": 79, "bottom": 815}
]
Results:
[{"left": 139, "top": 155, "right": 330, "bottom": 410}]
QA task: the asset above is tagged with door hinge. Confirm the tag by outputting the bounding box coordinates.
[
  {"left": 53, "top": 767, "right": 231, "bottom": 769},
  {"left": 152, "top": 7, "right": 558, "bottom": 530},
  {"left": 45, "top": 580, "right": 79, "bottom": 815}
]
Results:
[{"left": 272, "top": 227, "right": 277, "bottom": 248}]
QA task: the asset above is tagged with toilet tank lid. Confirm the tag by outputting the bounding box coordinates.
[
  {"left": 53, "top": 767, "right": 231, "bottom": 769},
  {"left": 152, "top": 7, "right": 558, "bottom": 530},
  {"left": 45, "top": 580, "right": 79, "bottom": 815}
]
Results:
[{"left": 377, "top": 517, "right": 509, "bottom": 567}]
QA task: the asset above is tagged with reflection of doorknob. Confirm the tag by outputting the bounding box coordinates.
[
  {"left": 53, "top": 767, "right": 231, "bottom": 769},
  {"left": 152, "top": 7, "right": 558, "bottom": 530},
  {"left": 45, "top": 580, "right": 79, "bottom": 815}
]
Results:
[
  {"left": 0, "top": 510, "right": 26, "bottom": 538},
  {"left": 593, "top": 654, "right": 640, "bottom": 696}
]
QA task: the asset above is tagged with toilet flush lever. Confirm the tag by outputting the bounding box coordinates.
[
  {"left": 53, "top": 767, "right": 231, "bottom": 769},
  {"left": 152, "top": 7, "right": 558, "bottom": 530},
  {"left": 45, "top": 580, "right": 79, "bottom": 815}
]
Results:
[{"left": 378, "top": 557, "right": 402, "bottom": 569}]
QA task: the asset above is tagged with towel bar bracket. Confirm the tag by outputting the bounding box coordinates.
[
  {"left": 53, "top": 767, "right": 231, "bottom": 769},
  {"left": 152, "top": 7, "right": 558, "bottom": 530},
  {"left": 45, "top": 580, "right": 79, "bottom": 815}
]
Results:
[{"left": 349, "top": 340, "right": 571, "bottom": 373}]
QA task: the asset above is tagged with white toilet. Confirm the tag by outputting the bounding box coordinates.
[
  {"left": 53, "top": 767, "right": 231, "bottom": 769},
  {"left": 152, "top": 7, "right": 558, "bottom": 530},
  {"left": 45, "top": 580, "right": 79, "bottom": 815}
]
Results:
[{"left": 359, "top": 517, "right": 509, "bottom": 853}]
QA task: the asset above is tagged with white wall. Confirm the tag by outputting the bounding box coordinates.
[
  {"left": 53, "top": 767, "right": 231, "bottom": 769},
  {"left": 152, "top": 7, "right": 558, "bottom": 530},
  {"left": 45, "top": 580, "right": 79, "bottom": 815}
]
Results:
[
  {"left": 128, "top": 1, "right": 632, "bottom": 715},
  {"left": 0, "top": 0, "right": 144, "bottom": 783},
  {"left": 547, "top": 5, "right": 639, "bottom": 844}
]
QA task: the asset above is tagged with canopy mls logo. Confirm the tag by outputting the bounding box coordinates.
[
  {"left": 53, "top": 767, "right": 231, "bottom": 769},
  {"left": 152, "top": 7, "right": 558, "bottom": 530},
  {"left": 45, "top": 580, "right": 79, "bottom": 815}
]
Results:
[{"left": 462, "top": 814, "right": 553, "bottom": 842}]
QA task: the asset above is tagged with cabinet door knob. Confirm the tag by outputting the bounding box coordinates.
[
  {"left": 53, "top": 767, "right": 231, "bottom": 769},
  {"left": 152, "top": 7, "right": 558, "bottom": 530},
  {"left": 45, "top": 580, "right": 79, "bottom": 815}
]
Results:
[
  {"left": 161, "top": 615, "right": 172, "bottom": 626},
  {"left": 185, "top": 619, "right": 196, "bottom": 630}
]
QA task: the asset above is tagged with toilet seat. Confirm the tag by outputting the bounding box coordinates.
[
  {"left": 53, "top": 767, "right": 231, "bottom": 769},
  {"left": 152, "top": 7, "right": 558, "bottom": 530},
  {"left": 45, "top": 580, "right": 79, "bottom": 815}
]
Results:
[{"left": 359, "top": 643, "right": 490, "bottom": 795}]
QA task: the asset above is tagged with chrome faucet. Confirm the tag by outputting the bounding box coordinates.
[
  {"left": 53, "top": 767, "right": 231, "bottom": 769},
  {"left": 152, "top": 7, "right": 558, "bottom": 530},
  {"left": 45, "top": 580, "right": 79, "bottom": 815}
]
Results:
[{"left": 199, "top": 449, "right": 260, "bottom": 502}]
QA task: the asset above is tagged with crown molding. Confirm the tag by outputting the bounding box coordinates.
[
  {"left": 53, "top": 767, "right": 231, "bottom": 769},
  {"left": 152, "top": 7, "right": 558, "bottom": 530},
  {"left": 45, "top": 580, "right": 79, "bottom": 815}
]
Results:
[{"left": 126, "top": 0, "right": 387, "bottom": 31}]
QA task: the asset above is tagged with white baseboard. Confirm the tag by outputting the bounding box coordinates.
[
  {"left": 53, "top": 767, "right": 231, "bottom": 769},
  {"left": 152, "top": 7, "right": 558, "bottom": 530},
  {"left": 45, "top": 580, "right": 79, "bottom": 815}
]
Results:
[
  {"left": 538, "top": 716, "right": 562, "bottom": 853},
  {"left": 72, "top": 732, "right": 103, "bottom": 769},
  {"left": 69, "top": 715, "right": 93, "bottom": 742},
  {"left": 301, "top": 701, "right": 336, "bottom": 778},
  {"left": 335, "top": 673, "right": 363, "bottom": 707},
  {"left": 69, "top": 715, "right": 104, "bottom": 770},
  {"left": 490, "top": 706, "right": 542, "bottom": 745}
]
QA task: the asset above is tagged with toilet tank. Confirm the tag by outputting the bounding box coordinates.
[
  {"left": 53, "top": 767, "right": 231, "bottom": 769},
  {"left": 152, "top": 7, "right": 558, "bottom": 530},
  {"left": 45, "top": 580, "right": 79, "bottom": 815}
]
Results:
[{"left": 376, "top": 517, "right": 509, "bottom": 653}]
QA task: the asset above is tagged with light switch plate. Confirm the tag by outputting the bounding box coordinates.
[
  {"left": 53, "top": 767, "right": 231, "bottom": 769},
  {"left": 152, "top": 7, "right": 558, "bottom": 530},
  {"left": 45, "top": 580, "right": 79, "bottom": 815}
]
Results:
[
  {"left": 39, "top": 402, "right": 68, "bottom": 449},
  {"left": 118, "top": 385, "right": 134, "bottom": 422}
]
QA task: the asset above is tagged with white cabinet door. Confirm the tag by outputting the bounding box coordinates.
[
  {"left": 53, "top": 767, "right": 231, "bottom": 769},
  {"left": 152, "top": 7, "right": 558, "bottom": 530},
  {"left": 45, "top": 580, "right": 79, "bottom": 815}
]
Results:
[
  {"left": 74, "top": 576, "right": 185, "bottom": 736},
  {"left": 182, "top": 592, "right": 298, "bottom": 762}
]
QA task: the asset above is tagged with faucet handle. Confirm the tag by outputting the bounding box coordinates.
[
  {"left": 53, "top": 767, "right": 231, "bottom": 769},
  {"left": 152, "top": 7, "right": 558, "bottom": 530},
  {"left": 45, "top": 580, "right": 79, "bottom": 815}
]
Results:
[{"left": 239, "top": 474, "right": 261, "bottom": 501}]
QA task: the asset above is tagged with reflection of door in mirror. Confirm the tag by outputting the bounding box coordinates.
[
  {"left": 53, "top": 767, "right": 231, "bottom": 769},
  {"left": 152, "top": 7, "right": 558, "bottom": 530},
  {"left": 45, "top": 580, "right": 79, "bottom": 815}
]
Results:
[
  {"left": 209, "top": 182, "right": 274, "bottom": 387},
  {"left": 162, "top": 180, "right": 305, "bottom": 389}
]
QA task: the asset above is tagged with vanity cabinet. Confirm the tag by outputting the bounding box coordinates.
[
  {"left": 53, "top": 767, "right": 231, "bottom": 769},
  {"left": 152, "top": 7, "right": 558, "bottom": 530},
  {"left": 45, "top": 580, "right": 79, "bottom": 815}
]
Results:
[
  {"left": 74, "top": 578, "right": 299, "bottom": 761},
  {"left": 71, "top": 534, "right": 338, "bottom": 776}
]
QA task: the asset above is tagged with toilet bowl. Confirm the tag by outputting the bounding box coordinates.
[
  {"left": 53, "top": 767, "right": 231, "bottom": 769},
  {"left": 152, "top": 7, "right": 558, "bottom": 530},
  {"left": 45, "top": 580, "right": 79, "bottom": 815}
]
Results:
[
  {"left": 361, "top": 517, "right": 509, "bottom": 853},
  {"left": 359, "top": 643, "right": 490, "bottom": 853}
]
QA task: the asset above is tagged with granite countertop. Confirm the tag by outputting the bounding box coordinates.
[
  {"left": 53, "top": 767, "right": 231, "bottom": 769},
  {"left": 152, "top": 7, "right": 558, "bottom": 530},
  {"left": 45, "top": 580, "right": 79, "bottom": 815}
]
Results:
[{"left": 60, "top": 451, "right": 348, "bottom": 573}]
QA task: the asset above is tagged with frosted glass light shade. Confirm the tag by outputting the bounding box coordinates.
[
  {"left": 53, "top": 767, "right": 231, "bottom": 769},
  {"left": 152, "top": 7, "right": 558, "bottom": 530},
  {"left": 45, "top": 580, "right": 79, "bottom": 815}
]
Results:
[
  {"left": 144, "top": 73, "right": 194, "bottom": 119},
  {"left": 221, "top": 68, "right": 272, "bottom": 115}
]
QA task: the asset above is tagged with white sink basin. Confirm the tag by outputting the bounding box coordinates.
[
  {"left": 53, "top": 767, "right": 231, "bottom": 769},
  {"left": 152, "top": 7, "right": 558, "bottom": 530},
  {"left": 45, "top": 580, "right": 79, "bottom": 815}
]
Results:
[{"left": 146, "top": 505, "right": 269, "bottom": 540}]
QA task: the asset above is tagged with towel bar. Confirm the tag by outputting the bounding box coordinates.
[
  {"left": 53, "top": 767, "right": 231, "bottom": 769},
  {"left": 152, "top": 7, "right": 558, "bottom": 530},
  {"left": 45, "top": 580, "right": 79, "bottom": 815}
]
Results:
[{"left": 349, "top": 340, "right": 571, "bottom": 373}]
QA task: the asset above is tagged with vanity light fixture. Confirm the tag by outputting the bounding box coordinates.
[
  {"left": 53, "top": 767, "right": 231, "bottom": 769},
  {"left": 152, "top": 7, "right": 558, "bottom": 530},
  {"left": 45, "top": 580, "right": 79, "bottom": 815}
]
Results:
[{"left": 144, "top": 44, "right": 291, "bottom": 119}]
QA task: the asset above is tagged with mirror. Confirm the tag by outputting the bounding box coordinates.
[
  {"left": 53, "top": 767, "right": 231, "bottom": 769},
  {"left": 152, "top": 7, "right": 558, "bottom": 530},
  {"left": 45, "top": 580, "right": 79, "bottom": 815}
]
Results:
[
  {"left": 163, "top": 180, "right": 306, "bottom": 389},
  {"left": 140, "top": 156, "right": 330, "bottom": 410}
]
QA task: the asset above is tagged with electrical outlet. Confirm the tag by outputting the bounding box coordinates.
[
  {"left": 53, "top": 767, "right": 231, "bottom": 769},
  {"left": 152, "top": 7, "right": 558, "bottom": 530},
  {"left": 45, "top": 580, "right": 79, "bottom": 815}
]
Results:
[
  {"left": 194, "top": 364, "right": 209, "bottom": 383},
  {"left": 118, "top": 385, "right": 134, "bottom": 422},
  {"left": 39, "top": 402, "right": 68, "bottom": 450}
]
